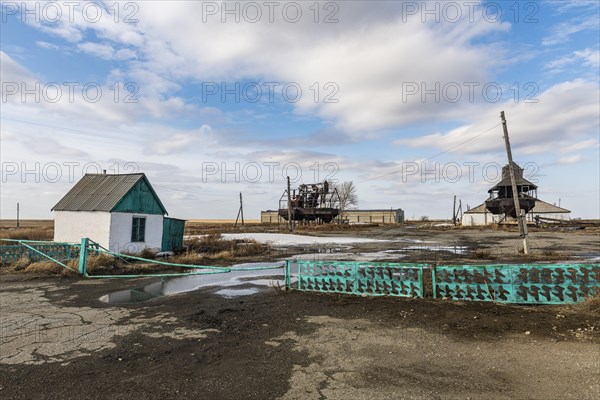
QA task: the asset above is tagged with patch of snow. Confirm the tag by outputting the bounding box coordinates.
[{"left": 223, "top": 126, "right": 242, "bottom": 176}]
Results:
[
  {"left": 286, "top": 251, "right": 406, "bottom": 261},
  {"left": 219, "top": 233, "right": 390, "bottom": 246},
  {"left": 404, "top": 245, "right": 468, "bottom": 254}
]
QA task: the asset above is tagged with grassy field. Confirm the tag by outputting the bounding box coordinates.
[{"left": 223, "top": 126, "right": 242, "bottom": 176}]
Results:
[
  {"left": 0, "top": 219, "right": 54, "bottom": 240},
  {"left": 188, "top": 219, "right": 261, "bottom": 224}
]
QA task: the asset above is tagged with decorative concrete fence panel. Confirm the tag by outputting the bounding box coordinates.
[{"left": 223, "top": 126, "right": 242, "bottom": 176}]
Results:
[
  {"left": 433, "top": 264, "right": 599, "bottom": 304},
  {"left": 287, "top": 260, "right": 426, "bottom": 298}
]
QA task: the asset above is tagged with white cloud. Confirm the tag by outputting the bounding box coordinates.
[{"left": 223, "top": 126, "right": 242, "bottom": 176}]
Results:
[
  {"left": 395, "top": 80, "right": 599, "bottom": 158},
  {"left": 19, "top": 1, "right": 511, "bottom": 132},
  {"left": 0, "top": 51, "right": 35, "bottom": 83},
  {"left": 574, "top": 49, "right": 600, "bottom": 67},
  {"left": 77, "top": 42, "right": 137, "bottom": 61},
  {"left": 144, "top": 125, "right": 214, "bottom": 155},
  {"left": 24, "top": 137, "right": 89, "bottom": 157},
  {"left": 35, "top": 41, "right": 59, "bottom": 50},
  {"left": 557, "top": 154, "right": 583, "bottom": 164},
  {"left": 560, "top": 139, "right": 599, "bottom": 153},
  {"left": 546, "top": 48, "right": 600, "bottom": 71},
  {"left": 547, "top": 0, "right": 600, "bottom": 14},
  {"left": 3, "top": 2, "right": 599, "bottom": 218},
  {"left": 77, "top": 42, "right": 114, "bottom": 60},
  {"left": 114, "top": 48, "right": 136, "bottom": 60},
  {"left": 542, "top": 16, "right": 599, "bottom": 46}
]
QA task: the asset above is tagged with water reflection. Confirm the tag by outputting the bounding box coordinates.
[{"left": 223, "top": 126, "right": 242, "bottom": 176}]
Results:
[{"left": 100, "top": 262, "right": 285, "bottom": 304}]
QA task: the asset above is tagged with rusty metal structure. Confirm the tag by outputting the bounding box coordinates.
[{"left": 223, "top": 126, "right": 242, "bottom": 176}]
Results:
[
  {"left": 278, "top": 181, "right": 340, "bottom": 223},
  {"left": 485, "top": 162, "right": 538, "bottom": 218}
]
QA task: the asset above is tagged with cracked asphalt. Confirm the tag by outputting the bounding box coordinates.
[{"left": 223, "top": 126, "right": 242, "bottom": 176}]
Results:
[{"left": 1, "top": 273, "right": 599, "bottom": 399}]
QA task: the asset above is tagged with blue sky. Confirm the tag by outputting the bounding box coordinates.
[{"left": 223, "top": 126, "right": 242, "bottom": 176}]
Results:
[{"left": 1, "top": 0, "right": 599, "bottom": 220}]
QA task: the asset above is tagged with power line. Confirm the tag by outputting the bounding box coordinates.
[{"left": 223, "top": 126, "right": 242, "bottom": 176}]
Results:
[
  {"left": 358, "top": 123, "right": 501, "bottom": 183},
  {"left": 154, "top": 184, "right": 239, "bottom": 198}
]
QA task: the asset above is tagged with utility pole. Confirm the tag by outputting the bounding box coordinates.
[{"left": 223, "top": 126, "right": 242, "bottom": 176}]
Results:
[
  {"left": 16, "top": 202, "right": 20, "bottom": 229},
  {"left": 452, "top": 195, "right": 457, "bottom": 225},
  {"left": 500, "top": 111, "right": 529, "bottom": 254},
  {"left": 287, "top": 176, "right": 293, "bottom": 232},
  {"left": 234, "top": 193, "right": 244, "bottom": 228},
  {"left": 240, "top": 193, "right": 244, "bottom": 226}
]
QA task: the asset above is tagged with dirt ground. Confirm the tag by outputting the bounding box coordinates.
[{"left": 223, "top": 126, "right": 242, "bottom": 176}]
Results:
[{"left": 1, "top": 223, "right": 599, "bottom": 399}]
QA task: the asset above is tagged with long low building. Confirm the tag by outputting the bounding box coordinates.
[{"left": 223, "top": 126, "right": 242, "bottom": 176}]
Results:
[
  {"left": 462, "top": 199, "right": 570, "bottom": 226},
  {"left": 261, "top": 209, "right": 404, "bottom": 224}
]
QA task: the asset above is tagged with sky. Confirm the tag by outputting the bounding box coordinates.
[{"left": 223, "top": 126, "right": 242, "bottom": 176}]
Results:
[{"left": 1, "top": 0, "right": 599, "bottom": 220}]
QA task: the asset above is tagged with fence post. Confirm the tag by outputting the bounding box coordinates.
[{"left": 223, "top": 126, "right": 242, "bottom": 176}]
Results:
[
  {"left": 284, "top": 260, "right": 290, "bottom": 290},
  {"left": 431, "top": 265, "right": 437, "bottom": 299},
  {"left": 78, "top": 238, "right": 89, "bottom": 275},
  {"left": 297, "top": 261, "right": 301, "bottom": 289}
]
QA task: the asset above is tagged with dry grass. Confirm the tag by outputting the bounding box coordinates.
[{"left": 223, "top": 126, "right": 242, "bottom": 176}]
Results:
[
  {"left": 20, "top": 261, "right": 77, "bottom": 276},
  {"left": 574, "top": 292, "right": 600, "bottom": 314},
  {"left": 169, "top": 252, "right": 206, "bottom": 265},
  {"left": 185, "top": 233, "right": 268, "bottom": 259},
  {"left": 24, "top": 261, "right": 64, "bottom": 274},
  {"left": 472, "top": 249, "right": 494, "bottom": 260},
  {"left": 188, "top": 219, "right": 261, "bottom": 224},
  {"left": 0, "top": 227, "right": 54, "bottom": 241},
  {"left": 71, "top": 253, "right": 188, "bottom": 275},
  {"left": 185, "top": 222, "right": 265, "bottom": 236},
  {"left": 562, "top": 291, "right": 600, "bottom": 318},
  {"left": 139, "top": 248, "right": 157, "bottom": 259},
  {"left": 11, "top": 256, "right": 32, "bottom": 271}
]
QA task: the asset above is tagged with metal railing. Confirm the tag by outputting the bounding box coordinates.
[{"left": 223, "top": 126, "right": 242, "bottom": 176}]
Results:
[{"left": 2, "top": 240, "right": 598, "bottom": 304}]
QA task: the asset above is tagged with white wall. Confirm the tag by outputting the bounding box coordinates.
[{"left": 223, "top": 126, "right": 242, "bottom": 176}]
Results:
[
  {"left": 54, "top": 211, "right": 112, "bottom": 247},
  {"left": 109, "top": 212, "right": 163, "bottom": 253},
  {"left": 461, "top": 212, "right": 492, "bottom": 226},
  {"left": 463, "top": 212, "right": 570, "bottom": 226}
]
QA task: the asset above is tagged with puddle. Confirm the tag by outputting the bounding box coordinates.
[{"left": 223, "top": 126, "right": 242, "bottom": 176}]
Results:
[
  {"left": 577, "top": 253, "right": 600, "bottom": 261},
  {"left": 404, "top": 245, "right": 468, "bottom": 254},
  {"left": 296, "top": 246, "right": 352, "bottom": 253},
  {"left": 100, "top": 262, "right": 285, "bottom": 304},
  {"left": 287, "top": 252, "right": 406, "bottom": 261},
  {"left": 186, "top": 233, "right": 391, "bottom": 246},
  {"left": 216, "top": 288, "right": 259, "bottom": 298}
]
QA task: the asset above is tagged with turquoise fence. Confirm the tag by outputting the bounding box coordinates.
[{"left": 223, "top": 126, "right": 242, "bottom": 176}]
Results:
[
  {"left": 0, "top": 238, "right": 283, "bottom": 279},
  {"left": 0, "top": 240, "right": 81, "bottom": 264},
  {"left": 2, "top": 240, "right": 598, "bottom": 304},
  {"left": 433, "top": 264, "right": 600, "bottom": 304},
  {"left": 288, "top": 260, "right": 426, "bottom": 298}
]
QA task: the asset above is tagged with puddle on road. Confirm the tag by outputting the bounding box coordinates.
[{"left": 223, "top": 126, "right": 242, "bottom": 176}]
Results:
[
  {"left": 100, "top": 262, "right": 285, "bottom": 304},
  {"left": 403, "top": 245, "right": 469, "bottom": 254},
  {"left": 215, "top": 288, "right": 259, "bottom": 298}
]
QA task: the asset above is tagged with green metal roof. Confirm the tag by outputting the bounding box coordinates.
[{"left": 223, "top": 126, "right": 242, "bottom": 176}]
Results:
[{"left": 51, "top": 173, "right": 168, "bottom": 215}]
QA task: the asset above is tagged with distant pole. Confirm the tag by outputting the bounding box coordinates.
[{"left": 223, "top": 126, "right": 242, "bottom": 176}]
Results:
[
  {"left": 500, "top": 111, "right": 529, "bottom": 255},
  {"left": 16, "top": 202, "right": 20, "bottom": 229},
  {"left": 287, "top": 176, "right": 293, "bottom": 232},
  {"left": 234, "top": 193, "right": 245, "bottom": 228},
  {"left": 240, "top": 192, "right": 244, "bottom": 226},
  {"left": 452, "top": 195, "right": 457, "bottom": 225}
]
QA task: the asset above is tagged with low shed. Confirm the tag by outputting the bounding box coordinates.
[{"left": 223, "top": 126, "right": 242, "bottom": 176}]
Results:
[
  {"left": 52, "top": 173, "right": 185, "bottom": 253},
  {"left": 462, "top": 199, "right": 570, "bottom": 226}
]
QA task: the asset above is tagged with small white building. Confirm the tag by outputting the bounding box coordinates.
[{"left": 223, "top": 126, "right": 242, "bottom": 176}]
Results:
[
  {"left": 52, "top": 173, "right": 185, "bottom": 253},
  {"left": 462, "top": 199, "right": 571, "bottom": 226}
]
